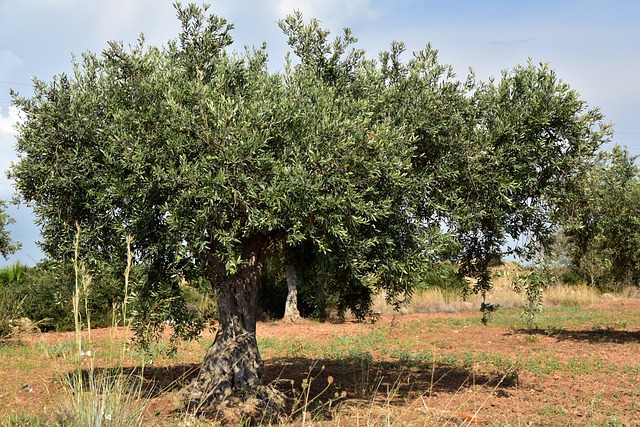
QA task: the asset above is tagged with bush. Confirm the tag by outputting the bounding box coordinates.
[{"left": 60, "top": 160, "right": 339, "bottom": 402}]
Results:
[
  {"left": 14, "top": 263, "right": 74, "bottom": 331},
  {"left": 558, "top": 268, "right": 584, "bottom": 286},
  {"left": 1, "top": 260, "right": 129, "bottom": 332}
]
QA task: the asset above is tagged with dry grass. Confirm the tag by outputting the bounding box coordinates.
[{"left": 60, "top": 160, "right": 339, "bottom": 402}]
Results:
[
  {"left": 371, "top": 284, "right": 526, "bottom": 316},
  {"left": 372, "top": 263, "right": 639, "bottom": 316},
  {"left": 610, "top": 285, "right": 640, "bottom": 300},
  {"left": 543, "top": 284, "right": 599, "bottom": 307}
]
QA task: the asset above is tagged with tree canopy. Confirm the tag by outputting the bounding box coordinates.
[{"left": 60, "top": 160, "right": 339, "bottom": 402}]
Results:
[{"left": 9, "top": 2, "right": 610, "bottom": 413}]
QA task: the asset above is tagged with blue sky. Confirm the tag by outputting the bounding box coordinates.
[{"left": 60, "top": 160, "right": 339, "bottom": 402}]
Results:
[{"left": 1, "top": 0, "right": 639, "bottom": 266}]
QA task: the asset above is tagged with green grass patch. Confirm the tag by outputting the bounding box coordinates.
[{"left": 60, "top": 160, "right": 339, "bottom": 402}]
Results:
[
  {"left": 537, "top": 405, "right": 568, "bottom": 416},
  {"left": 0, "top": 414, "right": 48, "bottom": 427}
]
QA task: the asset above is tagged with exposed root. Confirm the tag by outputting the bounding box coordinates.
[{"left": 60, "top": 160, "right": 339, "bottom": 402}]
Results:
[
  {"left": 183, "top": 331, "right": 285, "bottom": 423},
  {"left": 184, "top": 383, "right": 286, "bottom": 425}
]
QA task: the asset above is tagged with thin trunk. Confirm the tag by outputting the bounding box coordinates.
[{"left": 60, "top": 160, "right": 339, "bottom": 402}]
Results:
[
  {"left": 283, "top": 259, "right": 301, "bottom": 322},
  {"left": 185, "top": 234, "right": 283, "bottom": 416}
]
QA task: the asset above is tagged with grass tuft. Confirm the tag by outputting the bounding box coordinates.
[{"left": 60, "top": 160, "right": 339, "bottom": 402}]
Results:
[{"left": 55, "top": 370, "right": 148, "bottom": 427}]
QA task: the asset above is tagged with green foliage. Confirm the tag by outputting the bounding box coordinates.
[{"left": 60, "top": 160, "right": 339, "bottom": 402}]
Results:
[
  {"left": 0, "top": 201, "right": 20, "bottom": 259},
  {"left": 0, "top": 261, "right": 128, "bottom": 332},
  {"left": 438, "top": 63, "right": 610, "bottom": 305},
  {"left": 0, "top": 263, "right": 29, "bottom": 338},
  {"left": 373, "top": 43, "right": 610, "bottom": 313},
  {"left": 558, "top": 146, "right": 640, "bottom": 289},
  {"left": 512, "top": 264, "right": 550, "bottom": 325},
  {"left": 557, "top": 267, "right": 583, "bottom": 286},
  {"left": 0, "top": 263, "right": 30, "bottom": 338},
  {"left": 17, "top": 263, "right": 74, "bottom": 331},
  {"left": 10, "top": 3, "right": 419, "bottom": 337}
]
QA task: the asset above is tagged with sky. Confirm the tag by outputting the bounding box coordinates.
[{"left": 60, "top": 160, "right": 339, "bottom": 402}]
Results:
[{"left": 1, "top": 0, "right": 639, "bottom": 266}]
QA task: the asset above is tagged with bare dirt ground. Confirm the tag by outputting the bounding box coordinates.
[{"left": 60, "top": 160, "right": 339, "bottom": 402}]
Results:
[{"left": 1, "top": 301, "right": 639, "bottom": 426}]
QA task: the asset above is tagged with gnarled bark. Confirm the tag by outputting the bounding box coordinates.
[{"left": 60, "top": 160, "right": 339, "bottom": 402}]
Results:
[{"left": 186, "top": 234, "right": 283, "bottom": 417}]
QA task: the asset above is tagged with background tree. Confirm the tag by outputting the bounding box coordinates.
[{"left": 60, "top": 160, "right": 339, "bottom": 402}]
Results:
[
  {"left": 0, "top": 201, "right": 19, "bottom": 259},
  {"left": 282, "top": 245, "right": 302, "bottom": 321},
  {"left": 374, "top": 45, "right": 611, "bottom": 317},
  {"left": 8, "top": 2, "right": 610, "bottom": 416},
  {"left": 557, "top": 146, "right": 640, "bottom": 288},
  {"left": 260, "top": 239, "right": 344, "bottom": 322},
  {"left": 447, "top": 63, "right": 611, "bottom": 314}
]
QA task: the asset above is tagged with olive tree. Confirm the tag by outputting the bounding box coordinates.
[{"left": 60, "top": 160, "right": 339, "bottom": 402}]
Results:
[
  {"left": 374, "top": 45, "right": 611, "bottom": 316},
  {"left": 444, "top": 63, "right": 612, "bottom": 313},
  {"left": 558, "top": 146, "right": 640, "bottom": 288},
  {"left": 9, "top": 3, "right": 610, "bottom": 415},
  {"left": 10, "top": 3, "right": 421, "bottom": 413}
]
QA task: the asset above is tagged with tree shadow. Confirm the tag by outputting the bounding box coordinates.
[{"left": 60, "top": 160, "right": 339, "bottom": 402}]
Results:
[
  {"left": 69, "top": 355, "right": 515, "bottom": 420},
  {"left": 67, "top": 362, "right": 201, "bottom": 399},
  {"left": 262, "top": 356, "right": 516, "bottom": 416},
  {"left": 512, "top": 327, "right": 640, "bottom": 344}
]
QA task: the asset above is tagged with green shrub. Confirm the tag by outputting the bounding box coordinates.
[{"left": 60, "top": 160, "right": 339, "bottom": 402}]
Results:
[
  {"left": 558, "top": 267, "right": 584, "bottom": 286},
  {"left": 1, "top": 261, "right": 128, "bottom": 332},
  {"left": 15, "top": 264, "right": 74, "bottom": 331}
]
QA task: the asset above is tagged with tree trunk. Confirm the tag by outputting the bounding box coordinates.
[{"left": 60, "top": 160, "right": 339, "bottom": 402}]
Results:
[
  {"left": 185, "top": 234, "right": 283, "bottom": 417},
  {"left": 283, "top": 259, "right": 301, "bottom": 322}
]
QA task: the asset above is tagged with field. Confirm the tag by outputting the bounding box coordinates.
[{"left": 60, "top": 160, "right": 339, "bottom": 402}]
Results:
[{"left": 1, "top": 300, "right": 639, "bottom": 426}]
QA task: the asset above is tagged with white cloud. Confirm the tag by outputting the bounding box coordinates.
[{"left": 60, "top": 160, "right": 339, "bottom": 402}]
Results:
[
  {"left": 0, "top": 106, "right": 20, "bottom": 199},
  {"left": 0, "top": 105, "right": 20, "bottom": 135}
]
